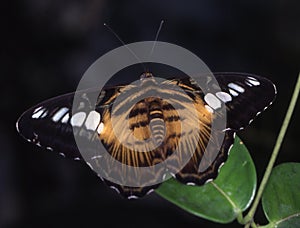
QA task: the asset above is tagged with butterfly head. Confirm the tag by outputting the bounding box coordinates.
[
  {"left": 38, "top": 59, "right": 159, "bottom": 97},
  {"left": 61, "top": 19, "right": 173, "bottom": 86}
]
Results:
[
  {"left": 139, "top": 72, "right": 157, "bottom": 86},
  {"left": 140, "top": 72, "right": 154, "bottom": 80}
]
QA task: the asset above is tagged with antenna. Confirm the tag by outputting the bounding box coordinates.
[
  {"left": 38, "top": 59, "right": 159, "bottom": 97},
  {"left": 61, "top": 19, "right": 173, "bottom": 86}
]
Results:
[
  {"left": 149, "top": 20, "right": 164, "bottom": 57},
  {"left": 104, "top": 23, "right": 146, "bottom": 72}
]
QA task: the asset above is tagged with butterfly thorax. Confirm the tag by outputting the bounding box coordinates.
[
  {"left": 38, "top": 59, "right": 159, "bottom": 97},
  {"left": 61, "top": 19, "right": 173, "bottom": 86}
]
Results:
[{"left": 139, "top": 72, "right": 158, "bottom": 88}]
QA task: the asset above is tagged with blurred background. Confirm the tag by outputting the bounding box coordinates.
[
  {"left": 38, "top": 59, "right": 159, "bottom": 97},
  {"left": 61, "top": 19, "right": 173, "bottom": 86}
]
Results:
[{"left": 2, "top": 0, "right": 300, "bottom": 227}]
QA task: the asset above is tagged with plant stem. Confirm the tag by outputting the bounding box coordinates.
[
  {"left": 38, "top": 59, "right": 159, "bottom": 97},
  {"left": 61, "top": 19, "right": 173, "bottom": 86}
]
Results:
[
  {"left": 243, "top": 73, "right": 300, "bottom": 224},
  {"left": 250, "top": 221, "right": 258, "bottom": 228}
]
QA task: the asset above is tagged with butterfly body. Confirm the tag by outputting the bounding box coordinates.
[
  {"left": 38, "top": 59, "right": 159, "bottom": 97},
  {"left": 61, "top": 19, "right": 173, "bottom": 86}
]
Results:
[{"left": 16, "top": 72, "right": 276, "bottom": 199}]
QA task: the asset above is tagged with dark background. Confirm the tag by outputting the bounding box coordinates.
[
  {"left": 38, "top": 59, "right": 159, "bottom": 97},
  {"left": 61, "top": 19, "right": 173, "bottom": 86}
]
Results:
[{"left": 2, "top": 1, "right": 300, "bottom": 227}]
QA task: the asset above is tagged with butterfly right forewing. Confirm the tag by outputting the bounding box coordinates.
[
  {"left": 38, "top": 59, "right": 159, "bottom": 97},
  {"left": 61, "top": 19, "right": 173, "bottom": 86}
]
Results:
[{"left": 212, "top": 72, "right": 277, "bottom": 130}]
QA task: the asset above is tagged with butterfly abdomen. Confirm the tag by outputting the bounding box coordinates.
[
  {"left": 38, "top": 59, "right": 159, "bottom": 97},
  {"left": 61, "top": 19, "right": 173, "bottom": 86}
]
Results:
[
  {"left": 148, "top": 99, "right": 165, "bottom": 146},
  {"left": 128, "top": 97, "right": 166, "bottom": 145}
]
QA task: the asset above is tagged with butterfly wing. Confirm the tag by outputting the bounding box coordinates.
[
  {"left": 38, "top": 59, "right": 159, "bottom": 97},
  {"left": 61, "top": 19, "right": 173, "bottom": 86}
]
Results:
[
  {"left": 213, "top": 72, "right": 276, "bottom": 130},
  {"left": 16, "top": 85, "right": 168, "bottom": 198},
  {"left": 17, "top": 91, "right": 82, "bottom": 159},
  {"left": 167, "top": 72, "right": 276, "bottom": 185}
]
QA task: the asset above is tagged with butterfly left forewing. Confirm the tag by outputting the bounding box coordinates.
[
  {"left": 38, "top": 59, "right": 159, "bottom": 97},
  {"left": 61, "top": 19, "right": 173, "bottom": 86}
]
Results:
[
  {"left": 16, "top": 84, "right": 131, "bottom": 156},
  {"left": 17, "top": 91, "right": 83, "bottom": 159}
]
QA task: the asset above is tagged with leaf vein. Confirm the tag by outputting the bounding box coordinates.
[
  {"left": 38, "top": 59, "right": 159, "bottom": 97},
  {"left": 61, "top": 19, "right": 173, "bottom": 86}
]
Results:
[{"left": 211, "top": 182, "right": 240, "bottom": 214}]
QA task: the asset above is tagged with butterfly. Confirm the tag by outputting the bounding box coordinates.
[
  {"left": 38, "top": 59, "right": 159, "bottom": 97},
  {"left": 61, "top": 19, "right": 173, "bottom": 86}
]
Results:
[{"left": 16, "top": 72, "right": 276, "bottom": 199}]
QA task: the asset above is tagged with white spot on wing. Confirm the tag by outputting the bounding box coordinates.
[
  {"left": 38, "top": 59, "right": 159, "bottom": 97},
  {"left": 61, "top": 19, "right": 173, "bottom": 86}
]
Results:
[
  {"left": 229, "top": 88, "right": 238, "bottom": 97},
  {"left": 247, "top": 76, "right": 258, "bottom": 81},
  {"left": 216, "top": 91, "right": 232, "bottom": 103},
  {"left": 97, "top": 174, "right": 104, "bottom": 181},
  {"left": 248, "top": 119, "right": 254, "bottom": 125},
  {"left": 146, "top": 189, "right": 154, "bottom": 195},
  {"left": 46, "top": 146, "right": 53, "bottom": 151},
  {"left": 205, "top": 105, "right": 214, "bottom": 113},
  {"left": 86, "top": 162, "right": 94, "bottom": 171},
  {"left": 162, "top": 173, "right": 167, "bottom": 180},
  {"left": 204, "top": 93, "right": 221, "bottom": 110},
  {"left": 245, "top": 81, "right": 253, "bottom": 87},
  {"left": 228, "top": 83, "right": 245, "bottom": 93},
  {"left": 61, "top": 113, "right": 70, "bottom": 123},
  {"left": 91, "top": 155, "right": 102, "bottom": 160},
  {"left": 128, "top": 195, "right": 139, "bottom": 200},
  {"left": 218, "top": 162, "right": 225, "bottom": 173},
  {"left": 40, "top": 111, "right": 48, "bottom": 118},
  {"left": 205, "top": 178, "right": 213, "bottom": 184},
  {"left": 246, "top": 78, "right": 260, "bottom": 86},
  {"left": 227, "top": 133, "right": 236, "bottom": 156},
  {"left": 32, "top": 108, "right": 47, "bottom": 119},
  {"left": 33, "top": 106, "right": 43, "bottom": 113},
  {"left": 97, "top": 122, "right": 105, "bottom": 134},
  {"left": 70, "top": 112, "right": 86, "bottom": 127},
  {"left": 59, "top": 152, "right": 66, "bottom": 157},
  {"left": 110, "top": 186, "right": 120, "bottom": 194},
  {"left": 52, "top": 107, "right": 69, "bottom": 122},
  {"left": 186, "top": 182, "right": 196, "bottom": 186},
  {"left": 85, "top": 111, "right": 101, "bottom": 131}
]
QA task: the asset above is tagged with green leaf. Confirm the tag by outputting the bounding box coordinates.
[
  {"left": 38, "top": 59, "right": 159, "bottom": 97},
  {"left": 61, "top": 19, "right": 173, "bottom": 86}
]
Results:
[
  {"left": 155, "top": 136, "right": 256, "bottom": 223},
  {"left": 262, "top": 163, "right": 300, "bottom": 228}
]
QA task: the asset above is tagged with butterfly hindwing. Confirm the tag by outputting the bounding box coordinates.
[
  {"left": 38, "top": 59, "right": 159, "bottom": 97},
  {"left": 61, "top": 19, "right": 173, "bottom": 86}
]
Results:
[{"left": 174, "top": 130, "right": 235, "bottom": 185}]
